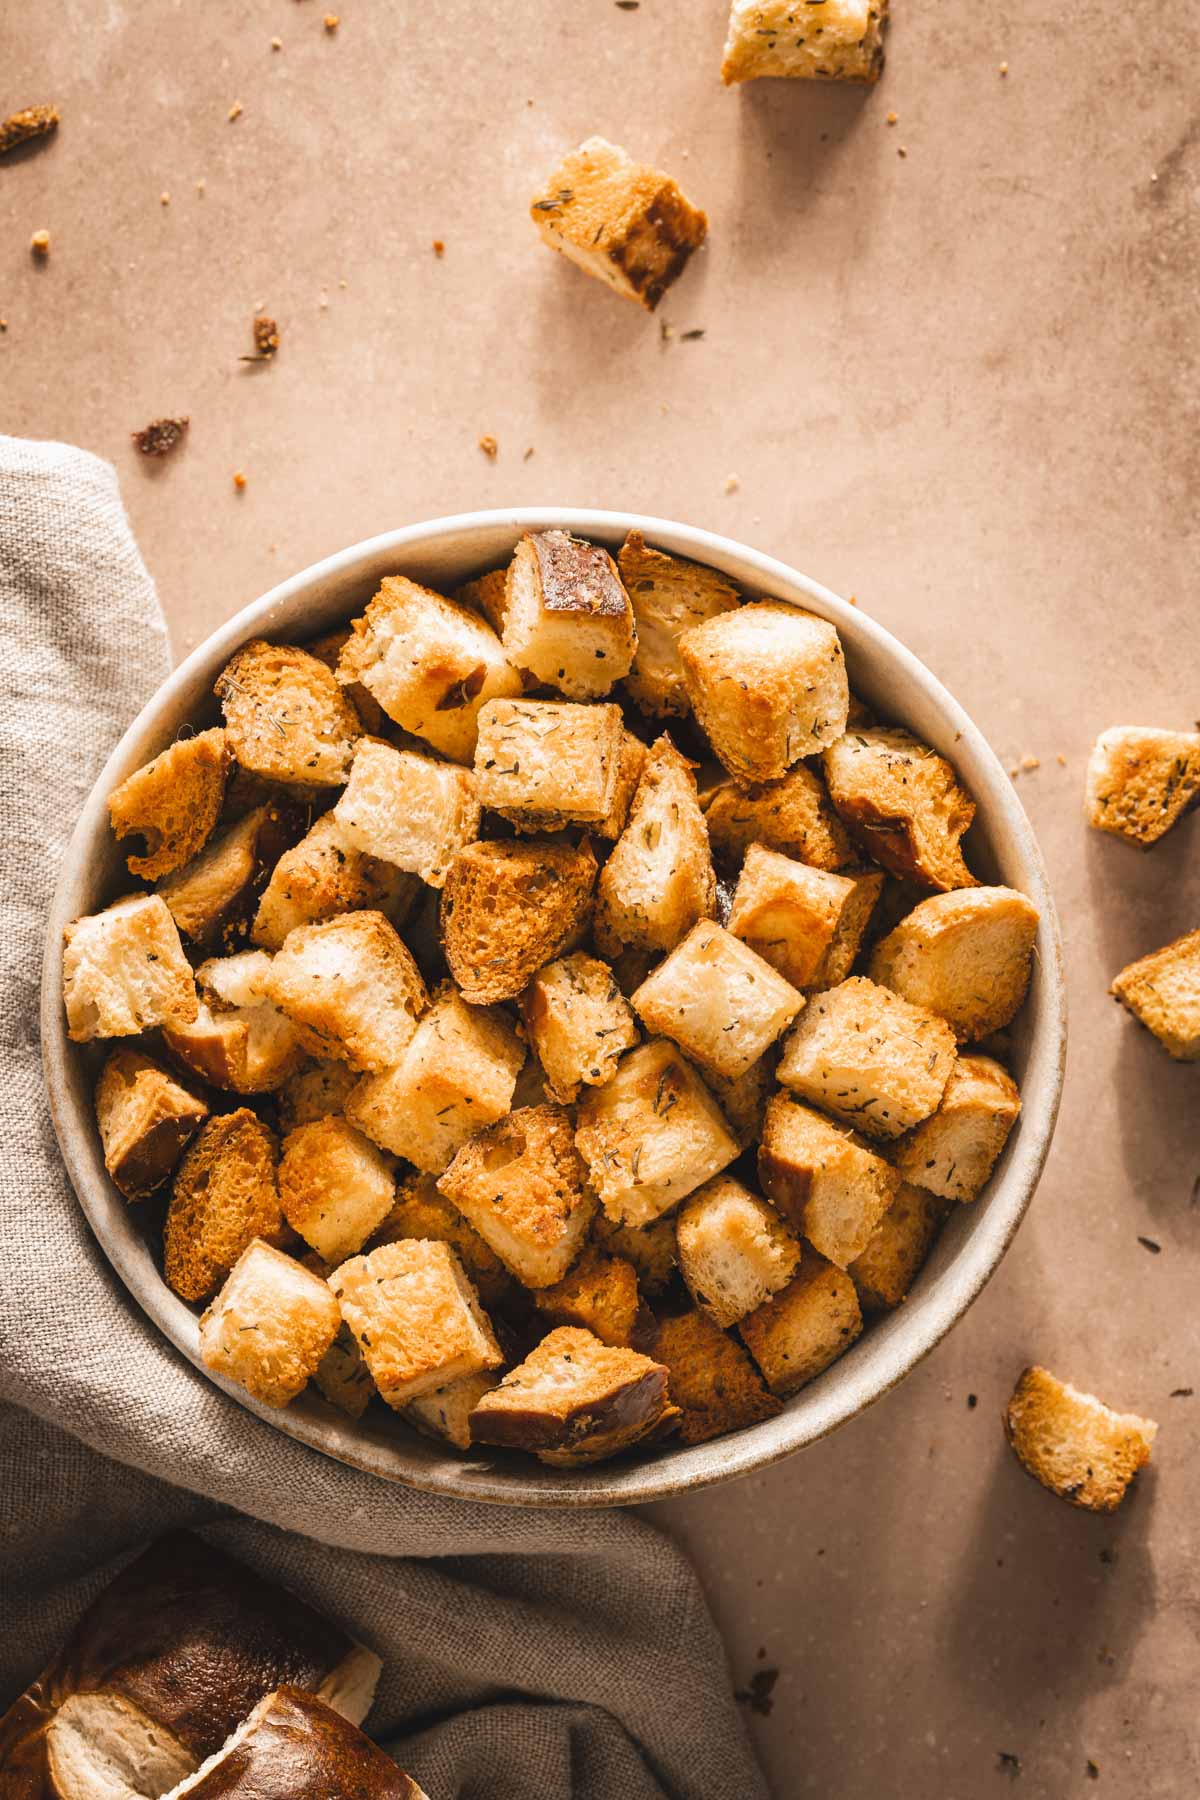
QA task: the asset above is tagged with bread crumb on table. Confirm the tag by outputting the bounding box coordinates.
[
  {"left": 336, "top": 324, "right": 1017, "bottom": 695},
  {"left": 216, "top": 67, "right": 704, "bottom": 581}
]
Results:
[
  {"left": 0, "top": 104, "right": 59, "bottom": 156},
  {"left": 324, "top": 12, "right": 340, "bottom": 29},
  {"left": 228, "top": 101, "right": 243, "bottom": 121},
  {"left": 30, "top": 229, "right": 51, "bottom": 256},
  {"left": 233, "top": 470, "right": 247, "bottom": 490},
  {"left": 478, "top": 435, "right": 499, "bottom": 459},
  {"left": 132, "top": 417, "right": 189, "bottom": 458}
]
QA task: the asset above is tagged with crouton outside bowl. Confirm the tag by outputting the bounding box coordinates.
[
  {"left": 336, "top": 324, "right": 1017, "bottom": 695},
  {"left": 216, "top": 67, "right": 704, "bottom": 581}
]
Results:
[{"left": 41, "top": 509, "right": 1067, "bottom": 1508}]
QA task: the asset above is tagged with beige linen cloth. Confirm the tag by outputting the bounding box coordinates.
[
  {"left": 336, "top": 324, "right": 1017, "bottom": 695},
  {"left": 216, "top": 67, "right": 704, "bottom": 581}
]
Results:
[{"left": 0, "top": 436, "right": 768, "bottom": 1800}]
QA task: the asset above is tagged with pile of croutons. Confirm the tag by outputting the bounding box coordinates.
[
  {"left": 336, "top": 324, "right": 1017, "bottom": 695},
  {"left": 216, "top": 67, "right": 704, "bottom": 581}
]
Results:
[{"left": 64, "top": 527, "right": 1040, "bottom": 1469}]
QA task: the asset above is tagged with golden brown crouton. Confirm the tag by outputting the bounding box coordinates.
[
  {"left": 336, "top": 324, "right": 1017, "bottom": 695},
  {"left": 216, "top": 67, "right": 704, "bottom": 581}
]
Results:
[
  {"left": 592, "top": 1213, "right": 679, "bottom": 1295},
  {"left": 200, "top": 1239, "right": 341, "bottom": 1408},
  {"left": 332, "top": 740, "right": 481, "bottom": 888},
  {"left": 776, "top": 975, "right": 957, "bottom": 1140},
  {"left": 314, "top": 1321, "right": 376, "bottom": 1419},
  {"left": 594, "top": 734, "right": 716, "bottom": 956},
  {"left": 502, "top": 531, "right": 637, "bottom": 698},
  {"left": 722, "top": 0, "right": 889, "bottom": 85},
  {"left": 108, "top": 728, "right": 231, "bottom": 879},
  {"left": 157, "top": 804, "right": 286, "bottom": 948},
  {"left": 702, "top": 766, "right": 855, "bottom": 873},
  {"left": 727, "top": 844, "right": 878, "bottom": 992},
  {"left": 303, "top": 625, "right": 386, "bottom": 734},
  {"left": 438, "top": 1104, "right": 597, "bottom": 1289},
  {"left": 368, "top": 1171, "right": 513, "bottom": 1310},
  {"left": 473, "top": 698, "right": 626, "bottom": 830},
  {"left": 251, "top": 813, "right": 418, "bottom": 952},
  {"left": 279, "top": 1117, "right": 396, "bottom": 1264},
  {"left": 758, "top": 1091, "right": 901, "bottom": 1268},
  {"left": 276, "top": 1059, "right": 361, "bottom": 1133},
  {"left": 617, "top": 531, "right": 741, "bottom": 717},
  {"left": 440, "top": 836, "right": 597, "bottom": 1004},
  {"left": 519, "top": 952, "right": 641, "bottom": 1104},
  {"left": 404, "top": 1369, "right": 503, "bottom": 1451},
  {"left": 468, "top": 1326, "right": 675, "bottom": 1464},
  {"left": 533, "top": 1247, "right": 652, "bottom": 1348},
  {"left": 63, "top": 894, "right": 198, "bottom": 1042},
  {"left": 530, "top": 137, "right": 707, "bottom": 313},
  {"left": 678, "top": 602, "right": 849, "bottom": 782},
  {"left": 267, "top": 911, "right": 428, "bottom": 1071},
  {"left": 676, "top": 1175, "right": 802, "bottom": 1327},
  {"left": 1085, "top": 726, "right": 1200, "bottom": 848},
  {"left": 216, "top": 641, "right": 361, "bottom": 786},
  {"left": 329, "top": 1239, "right": 502, "bottom": 1407},
  {"left": 454, "top": 567, "right": 510, "bottom": 638},
  {"left": 1004, "top": 1365, "right": 1158, "bottom": 1513},
  {"left": 631, "top": 922, "right": 804, "bottom": 1081},
  {"left": 848, "top": 1183, "right": 946, "bottom": 1313},
  {"left": 164, "top": 1109, "right": 283, "bottom": 1303},
  {"left": 1110, "top": 928, "right": 1200, "bottom": 1061},
  {"left": 892, "top": 1054, "right": 1021, "bottom": 1202},
  {"left": 869, "top": 886, "right": 1040, "bottom": 1042},
  {"left": 739, "top": 1255, "right": 863, "bottom": 1397},
  {"left": 651, "top": 1310, "right": 782, "bottom": 1445},
  {"left": 94, "top": 1048, "right": 208, "bottom": 1201},
  {"left": 575, "top": 1038, "right": 739, "bottom": 1227},
  {"left": 694, "top": 1052, "right": 776, "bottom": 1150},
  {"left": 163, "top": 950, "right": 307, "bottom": 1093},
  {"left": 822, "top": 726, "right": 978, "bottom": 892}
]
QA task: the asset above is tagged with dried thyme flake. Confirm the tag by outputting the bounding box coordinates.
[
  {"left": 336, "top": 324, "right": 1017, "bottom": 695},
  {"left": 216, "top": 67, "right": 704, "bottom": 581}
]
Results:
[
  {"left": 679, "top": 328, "right": 705, "bottom": 341},
  {"left": 734, "top": 1667, "right": 779, "bottom": 1717},
  {"left": 0, "top": 104, "right": 59, "bottom": 156},
  {"left": 132, "top": 416, "right": 190, "bottom": 458},
  {"left": 1137, "top": 1235, "right": 1162, "bottom": 1255},
  {"left": 240, "top": 314, "right": 281, "bottom": 362}
]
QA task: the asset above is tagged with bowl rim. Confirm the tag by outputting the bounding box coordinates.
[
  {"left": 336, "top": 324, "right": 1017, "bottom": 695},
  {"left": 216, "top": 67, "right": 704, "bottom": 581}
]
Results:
[{"left": 41, "top": 507, "right": 1067, "bottom": 1508}]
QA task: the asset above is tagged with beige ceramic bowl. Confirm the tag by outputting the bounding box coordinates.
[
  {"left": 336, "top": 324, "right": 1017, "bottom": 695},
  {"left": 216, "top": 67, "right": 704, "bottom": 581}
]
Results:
[{"left": 41, "top": 509, "right": 1066, "bottom": 1507}]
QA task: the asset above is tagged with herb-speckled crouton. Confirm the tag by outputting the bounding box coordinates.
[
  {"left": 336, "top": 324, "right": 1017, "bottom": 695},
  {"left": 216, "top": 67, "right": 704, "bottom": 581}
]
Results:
[
  {"left": 473, "top": 698, "right": 626, "bottom": 830},
  {"left": 438, "top": 1104, "right": 597, "bottom": 1289},
  {"left": 200, "top": 1239, "right": 341, "bottom": 1408},
  {"left": 892, "top": 1054, "right": 1021, "bottom": 1202},
  {"left": 369, "top": 1171, "right": 513, "bottom": 1311},
  {"left": 822, "top": 726, "right": 977, "bottom": 892},
  {"left": 216, "top": 641, "right": 362, "bottom": 786},
  {"left": 502, "top": 531, "right": 637, "bottom": 697},
  {"left": 251, "top": 813, "right": 419, "bottom": 952},
  {"left": 702, "top": 766, "right": 855, "bottom": 872},
  {"left": 304, "top": 625, "right": 387, "bottom": 735},
  {"left": 276, "top": 1059, "right": 361, "bottom": 1133},
  {"left": 404, "top": 1368, "right": 503, "bottom": 1450},
  {"left": 1085, "top": 726, "right": 1200, "bottom": 848},
  {"left": 727, "top": 844, "right": 878, "bottom": 992},
  {"left": 163, "top": 950, "right": 306, "bottom": 1095},
  {"left": 94, "top": 1048, "right": 208, "bottom": 1202},
  {"left": 314, "top": 1321, "right": 376, "bottom": 1419},
  {"left": 739, "top": 1255, "right": 863, "bottom": 1397},
  {"left": 594, "top": 734, "right": 716, "bottom": 956},
  {"left": 454, "top": 567, "right": 510, "bottom": 638},
  {"left": 676, "top": 1175, "right": 802, "bottom": 1327},
  {"left": 1110, "top": 928, "right": 1200, "bottom": 1061},
  {"left": 63, "top": 894, "right": 198, "bottom": 1042},
  {"left": 108, "top": 728, "right": 231, "bottom": 879},
  {"left": 617, "top": 531, "right": 740, "bottom": 717},
  {"left": 592, "top": 1213, "right": 679, "bottom": 1295},
  {"left": 848, "top": 1183, "right": 946, "bottom": 1313},
  {"left": 519, "top": 952, "right": 640, "bottom": 1104},
  {"left": 267, "top": 911, "right": 428, "bottom": 1071},
  {"left": 164, "top": 1109, "right": 282, "bottom": 1303},
  {"left": 631, "top": 922, "right": 804, "bottom": 1081},
  {"left": 468, "top": 1326, "right": 676, "bottom": 1465},
  {"left": 329, "top": 1239, "right": 502, "bottom": 1408},
  {"left": 279, "top": 1117, "right": 396, "bottom": 1265},
  {"left": 1004, "top": 1366, "right": 1158, "bottom": 1513},
  {"left": 869, "top": 886, "right": 1039, "bottom": 1042},
  {"left": 440, "top": 836, "right": 597, "bottom": 1004},
  {"left": 333, "top": 740, "right": 481, "bottom": 888},
  {"left": 533, "top": 1246, "right": 652, "bottom": 1348},
  {"left": 757, "top": 1091, "right": 900, "bottom": 1268},
  {"left": 694, "top": 1052, "right": 776, "bottom": 1150},
  {"left": 722, "top": 0, "right": 889, "bottom": 86},
  {"left": 652, "top": 1310, "right": 782, "bottom": 1445},
  {"left": 157, "top": 804, "right": 287, "bottom": 948}
]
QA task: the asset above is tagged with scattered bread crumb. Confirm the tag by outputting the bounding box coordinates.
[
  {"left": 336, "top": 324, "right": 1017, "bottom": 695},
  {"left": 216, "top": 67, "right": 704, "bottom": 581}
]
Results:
[
  {"left": 1056, "top": 752, "right": 1067, "bottom": 767},
  {"left": 241, "top": 315, "right": 281, "bottom": 362},
  {"left": 479, "top": 435, "right": 499, "bottom": 459},
  {"left": 0, "top": 318, "right": 8, "bottom": 332},
  {"left": 523, "top": 446, "right": 535, "bottom": 462},
  {"left": 271, "top": 35, "right": 282, "bottom": 50},
  {"left": 233, "top": 470, "right": 248, "bottom": 490},
  {"left": 1020, "top": 754, "right": 1040, "bottom": 771},
  {"left": 433, "top": 239, "right": 445, "bottom": 256},
  {"left": 999, "top": 61, "right": 1009, "bottom": 76},
  {"left": 886, "top": 111, "right": 898, "bottom": 126},
  {"left": 324, "top": 12, "right": 339, "bottom": 29},
  {"left": 228, "top": 101, "right": 243, "bottom": 122},
  {"left": 0, "top": 104, "right": 59, "bottom": 157},
  {"left": 160, "top": 192, "right": 171, "bottom": 206},
  {"left": 132, "top": 417, "right": 189, "bottom": 458},
  {"left": 897, "top": 146, "right": 908, "bottom": 159},
  {"left": 847, "top": 594, "right": 858, "bottom": 607},
  {"left": 30, "top": 229, "right": 50, "bottom": 256},
  {"left": 196, "top": 178, "right": 206, "bottom": 195},
  {"left": 724, "top": 474, "right": 740, "bottom": 494}
]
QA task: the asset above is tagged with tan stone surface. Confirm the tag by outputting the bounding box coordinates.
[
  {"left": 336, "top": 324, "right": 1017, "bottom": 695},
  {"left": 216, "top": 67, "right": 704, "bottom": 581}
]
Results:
[{"left": 3, "top": 2, "right": 1198, "bottom": 1794}]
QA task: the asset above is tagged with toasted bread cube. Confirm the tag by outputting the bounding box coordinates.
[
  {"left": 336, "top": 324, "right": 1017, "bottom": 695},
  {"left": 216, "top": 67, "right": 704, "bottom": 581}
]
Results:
[
  {"left": 722, "top": 0, "right": 889, "bottom": 85},
  {"left": 1086, "top": 726, "right": 1200, "bottom": 848},
  {"left": 468, "top": 1326, "right": 674, "bottom": 1464},
  {"left": 304, "top": 625, "right": 387, "bottom": 734},
  {"left": 531, "top": 136, "right": 707, "bottom": 314},
  {"left": 869, "top": 886, "right": 1040, "bottom": 1042},
  {"left": 454, "top": 566, "right": 510, "bottom": 637},
  {"left": 337, "top": 576, "right": 521, "bottom": 764},
  {"left": 440, "top": 836, "right": 597, "bottom": 1004},
  {"left": 696, "top": 1052, "right": 776, "bottom": 1150},
  {"left": 631, "top": 922, "right": 804, "bottom": 1081},
  {"left": 331, "top": 740, "right": 480, "bottom": 889},
  {"left": 848, "top": 1183, "right": 945, "bottom": 1313},
  {"left": 437, "top": 1103, "right": 597, "bottom": 1289},
  {"left": 617, "top": 531, "right": 741, "bottom": 717},
  {"left": 652, "top": 1310, "right": 782, "bottom": 1445},
  {"left": 727, "top": 844, "right": 868, "bottom": 990},
  {"left": 678, "top": 602, "right": 849, "bottom": 783},
  {"left": 532, "top": 1247, "right": 651, "bottom": 1347},
  {"left": 329, "top": 1239, "right": 502, "bottom": 1407},
  {"left": 158, "top": 804, "right": 284, "bottom": 948},
  {"left": 703, "top": 766, "right": 855, "bottom": 873},
  {"left": 267, "top": 911, "right": 428, "bottom": 1071},
  {"left": 369, "top": 1170, "right": 513, "bottom": 1310},
  {"left": 279, "top": 1117, "right": 396, "bottom": 1264},
  {"left": 776, "top": 976, "right": 956, "bottom": 1141},
  {"left": 473, "top": 697, "right": 625, "bottom": 829},
  {"left": 676, "top": 1175, "right": 802, "bottom": 1328},
  {"left": 314, "top": 1320, "right": 376, "bottom": 1419},
  {"left": 758, "top": 1091, "right": 901, "bottom": 1268},
  {"left": 94, "top": 1048, "right": 208, "bottom": 1201},
  {"left": 1111, "top": 928, "right": 1200, "bottom": 1061},
  {"left": 276, "top": 1059, "right": 360, "bottom": 1132},
  {"left": 251, "top": 812, "right": 419, "bottom": 952},
  {"left": 740, "top": 1255, "right": 863, "bottom": 1397},
  {"left": 811, "top": 868, "right": 886, "bottom": 988},
  {"left": 163, "top": 950, "right": 307, "bottom": 1093},
  {"left": 164, "top": 1109, "right": 282, "bottom": 1302},
  {"left": 593, "top": 1213, "right": 678, "bottom": 1295},
  {"left": 108, "top": 728, "right": 230, "bottom": 879},
  {"left": 594, "top": 734, "right": 716, "bottom": 956},
  {"left": 63, "top": 894, "right": 198, "bottom": 1042},
  {"left": 519, "top": 952, "right": 640, "bottom": 1104},
  {"left": 575, "top": 1039, "right": 740, "bottom": 1227},
  {"left": 216, "top": 640, "right": 361, "bottom": 786},
  {"left": 347, "top": 986, "right": 524, "bottom": 1170},
  {"left": 502, "top": 531, "right": 637, "bottom": 698},
  {"left": 1004, "top": 1366, "right": 1158, "bottom": 1513},
  {"left": 200, "top": 1239, "right": 341, "bottom": 1408},
  {"left": 823, "top": 727, "right": 977, "bottom": 891},
  {"left": 404, "top": 1368, "right": 503, "bottom": 1450},
  {"left": 892, "top": 1054, "right": 1021, "bottom": 1201}
]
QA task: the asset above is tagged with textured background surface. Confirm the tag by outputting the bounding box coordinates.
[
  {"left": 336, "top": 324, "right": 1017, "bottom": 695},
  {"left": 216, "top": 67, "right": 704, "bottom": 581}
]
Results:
[{"left": 3, "top": 1, "right": 1197, "bottom": 1794}]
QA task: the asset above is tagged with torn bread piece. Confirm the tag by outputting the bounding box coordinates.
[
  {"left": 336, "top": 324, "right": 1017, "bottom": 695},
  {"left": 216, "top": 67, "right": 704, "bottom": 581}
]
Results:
[
  {"left": 329, "top": 1238, "right": 501, "bottom": 1407},
  {"left": 158, "top": 804, "right": 289, "bottom": 948},
  {"left": 823, "top": 726, "right": 977, "bottom": 891},
  {"left": 473, "top": 697, "right": 626, "bottom": 829},
  {"left": 722, "top": 0, "right": 889, "bottom": 86},
  {"left": 652, "top": 1310, "right": 782, "bottom": 1445},
  {"left": 533, "top": 1246, "right": 652, "bottom": 1348},
  {"left": 267, "top": 911, "right": 428, "bottom": 1070},
  {"left": 63, "top": 894, "right": 198, "bottom": 1042},
  {"left": 438, "top": 1103, "right": 597, "bottom": 1289},
  {"left": 594, "top": 733, "right": 716, "bottom": 955},
  {"left": 200, "top": 1239, "right": 342, "bottom": 1408},
  {"left": 739, "top": 1254, "right": 863, "bottom": 1397},
  {"left": 108, "top": 728, "right": 230, "bottom": 879},
  {"left": 163, "top": 950, "right": 307, "bottom": 1093},
  {"left": 593, "top": 1213, "right": 678, "bottom": 1296},
  {"left": 332, "top": 739, "right": 480, "bottom": 887},
  {"left": 617, "top": 530, "right": 740, "bottom": 717},
  {"left": 703, "top": 765, "right": 855, "bottom": 873},
  {"left": 676, "top": 1175, "right": 802, "bottom": 1327},
  {"left": 216, "top": 641, "right": 361, "bottom": 786},
  {"left": 95, "top": 1048, "right": 208, "bottom": 1201},
  {"left": 727, "top": 843, "right": 873, "bottom": 991},
  {"left": 631, "top": 921, "right": 804, "bottom": 1081},
  {"left": 279, "top": 1117, "right": 396, "bottom": 1264},
  {"left": 1004, "top": 1365, "right": 1158, "bottom": 1513},
  {"left": 164, "top": 1109, "right": 282, "bottom": 1303},
  {"left": 848, "top": 1183, "right": 946, "bottom": 1313},
  {"left": 869, "top": 886, "right": 1040, "bottom": 1041},
  {"left": 892, "top": 1054, "right": 1021, "bottom": 1202},
  {"left": 440, "top": 836, "right": 597, "bottom": 1004},
  {"left": 519, "top": 951, "right": 640, "bottom": 1104},
  {"left": 468, "top": 1326, "right": 675, "bottom": 1465},
  {"left": 403, "top": 1368, "right": 502, "bottom": 1451},
  {"left": 1085, "top": 725, "right": 1200, "bottom": 848},
  {"left": 501, "top": 531, "right": 637, "bottom": 698},
  {"left": 369, "top": 1170, "right": 513, "bottom": 1310},
  {"left": 758, "top": 1091, "right": 901, "bottom": 1268},
  {"left": 1110, "top": 927, "right": 1200, "bottom": 1061},
  {"left": 251, "top": 812, "right": 418, "bottom": 952}
]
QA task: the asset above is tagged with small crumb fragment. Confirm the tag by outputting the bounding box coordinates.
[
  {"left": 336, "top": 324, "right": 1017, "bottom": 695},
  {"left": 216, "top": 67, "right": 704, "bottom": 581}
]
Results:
[
  {"left": 0, "top": 104, "right": 59, "bottom": 156},
  {"left": 1085, "top": 1763, "right": 1099, "bottom": 1781},
  {"left": 847, "top": 594, "right": 858, "bottom": 607},
  {"left": 724, "top": 473, "right": 740, "bottom": 494},
  {"left": 432, "top": 239, "right": 445, "bottom": 256},
  {"left": 323, "top": 12, "right": 339, "bottom": 29},
  {"left": 1020, "top": 754, "right": 1040, "bottom": 771},
  {"left": 660, "top": 319, "right": 674, "bottom": 343},
  {"left": 0, "top": 318, "right": 7, "bottom": 332},
  {"left": 616, "top": 1, "right": 640, "bottom": 8},
  {"left": 999, "top": 61, "right": 1009, "bottom": 76},
  {"left": 885, "top": 111, "right": 898, "bottom": 126},
  {"left": 160, "top": 192, "right": 171, "bottom": 206},
  {"left": 271, "top": 36, "right": 282, "bottom": 49},
  {"left": 523, "top": 446, "right": 535, "bottom": 462},
  {"left": 734, "top": 1668, "right": 779, "bottom": 1718},
  {"left": 967, "top": 1393, "right": 978, "bottom": 1408},
  {"left": 196, "top": 178, "right": 206, "bottom": 195},
  {"left": 240, "top": 314, "right": 281, "bottom": 362},
  {"left": 680, "top": 327, "right": 705, "bottom": 342},
  {"left": 996, "top": 1751, "right": 1021, "bottom": 1778},
  {"left": 132, "top": 417, "right": 189, "bottom": 458},
  {"left": 30, "top": 229, "right": 51, "bottom": 257},
  {"left": 233, "top": 470, "right": 247, "bottom": 490},
  {"left": 228, "top": 101, "right": 243, "bottom": 122},
  {"left": 478, "top": 435, "right": 499, "bottom": 459},
  {"left": 1056, "top": 752, "right": 1067, "bottom": 766},
  {"left": 897, "top": 145, "right": 908, "bottom": 159}
]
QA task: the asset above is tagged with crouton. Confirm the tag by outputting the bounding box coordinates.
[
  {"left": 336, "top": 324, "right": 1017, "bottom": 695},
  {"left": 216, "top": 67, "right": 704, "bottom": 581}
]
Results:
[
  {"left": 594, "top": 734, "right": 716, "bottom": 955},
  {"left": 454, "top": 567, "right": 510, "bottom": 638},
  {"left": 278, "top": 1117, "right": 396, "bottom": 1264},
  {"left": 304, "top": 625, "right": 386, "bottom": 734},
  {"left": 776, "top": 975, "right": 957, "bottom": 1141},
  {"left": 848, "top": 1183, "right": 945, "bottom": 1313},
  {"left": 369, "top": 1171, "right": 513, "bottom": 1310},
  {"left": 757, "top": 1091, "right": 901, "bottom": 1268},
  {"left": 251, "top": 812, "right": 419, "bottom": 952},
  {"left": 158, "top": 804, "right": 286, "bottom": 948},
  {"left": 337, "top": 576, "right": 521, "bottom": 764},
  {"left": 575, "top": 1038, "right": 739, "bottom": 1227},
  {"left": 328, "top": 1239, "right": 502, "bottom": 1407},
  {"left": 94, "top": 1048, "right": 208, "bottom": 1201},
  {"left": 722, "top": 0, "right": 889, "bottom": 85},
  {"left": 727, "top": 844, "right": 878, "bottom": 991},
  {"left": 869, "top": 886, "right": 1040, "bottom": 1042},
  {"left": 631, "top": 922, "right": 804, "bottom": 1081},
  {"left": 519, "top": 952, "right": 641, "bottom": 1104},
  {"left": 314, "top": 1321, "right": 376, "bottom": 1419},
  {"left": 440, "top": 836, "right": 597, "bottom": 1004},
  {"left": 530, "top": 136, "right": 707, "bottom": 313},
  {"left": 164, "top": 1109, "right": 282, "bottom": 1303},
  {"left": 1004, "top": 1365, "right": 1158, "bottom": 1513},
  {"left": 702, "top": 766, "right": 855, "bottom": 873},
  {"left": 332, "top": 739, "right": 480, "bottom": 888},
  {"left": 266, "top": 911, "right": 428, "bottom": 1071},
  {"left": 163, "top": 950, "right": 307, "bottom": 1093},
  {"left": 216, "top": 641, "right": 361, "bottom": 786},
  {"left": 532, "top": 1246, "right": 651, "bottom": 1347},
  {"left": 63, "top": 894, "right": 198, "bottom": 1042},
  {"left": 811, "top": 868, "right": 886, "bottom": 988},
  {"left": 822, "top": 726, "right": 978, "bottom": 892},
  {"left": 347, "top": 985, "right": 524, "bottom": 1170},
  {"left": 501, "top": 531, "right": 637, "bottom": 698},
  {"left": 617, "top": 531, "right": 741, "bottom": 717},
  {"left": 437, "top": 1104, "right": 597, "bottom": 1289},
  {"left": 676, "top": 1175, "right": 802, "bottom": 1327},
  {"left": 200, "top": 1240, "right": 341, "bottom": 1408},
  {"left": 651, "top": 1310, "right": 782, "bottom": 1445},
  {"left": 108, "top": 728, "right": 230, "bottom": 879},
  {"left": 276, "top": 1059, "right": 361, "bottom": 1133},
  {"left": 892, "top": 1054, "right": 1021, "bottom": 1201},
  {"left": 1085, "top": 726, "right": 1200, "bottom": 848},
  {"left": 1111, "top": 928, "right": 1200, "bottom": 1061},
  {"left": 678, "top": 602, "right": 849, "bottom": 782},
  {"left": 739, "top": 1255, "right": 863, "bottom": 1397},
  {"left": 592, "top": 1213, "right": 678, "bottom": 1295},
  {"left": 468, "top": 1326, "right": 675, "bottom": 1464},
  {"left": 404, "top": 1369, "right": 502, "bottom": 1451},
  {"left": 473, "top": 698, "right": 626, "bottom": 829},
  {"left": 694, "top": 1052, "right": 776, "bottom": 1149}
]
